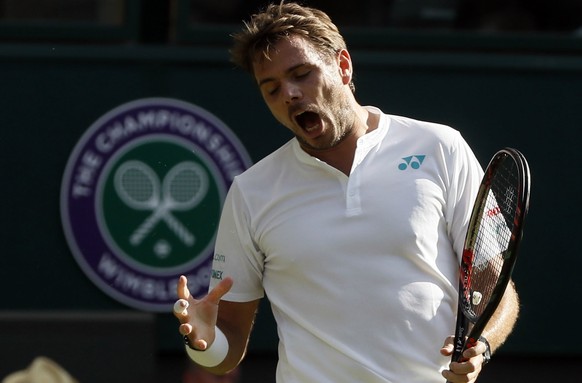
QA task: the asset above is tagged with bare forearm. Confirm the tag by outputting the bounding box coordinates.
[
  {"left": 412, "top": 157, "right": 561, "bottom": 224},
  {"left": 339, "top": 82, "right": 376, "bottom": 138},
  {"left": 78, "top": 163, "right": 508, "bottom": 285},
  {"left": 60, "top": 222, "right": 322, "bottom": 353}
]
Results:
[
  {"left": 204, "top": 299, "right": 260, "bottom": 375},
  {"left": 482, "top": 281, "right": 520, "bottom": 353},
  {"left": 205, "top": 321, "right": 251, "bottom": 374}
]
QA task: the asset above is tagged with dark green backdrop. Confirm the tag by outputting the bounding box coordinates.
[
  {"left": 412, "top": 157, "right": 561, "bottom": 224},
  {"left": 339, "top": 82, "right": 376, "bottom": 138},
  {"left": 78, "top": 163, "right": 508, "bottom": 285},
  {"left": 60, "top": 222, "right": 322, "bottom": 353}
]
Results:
[{"left": 1, "top": 37, "right": 581, "bottom": 356}]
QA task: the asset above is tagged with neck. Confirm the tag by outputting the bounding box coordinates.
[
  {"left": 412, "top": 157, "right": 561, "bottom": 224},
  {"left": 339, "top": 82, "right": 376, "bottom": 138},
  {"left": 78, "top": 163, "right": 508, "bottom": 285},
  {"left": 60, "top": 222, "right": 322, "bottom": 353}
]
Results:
[{"left": 307, "top": 106, "right": 379, "bottom": 176}]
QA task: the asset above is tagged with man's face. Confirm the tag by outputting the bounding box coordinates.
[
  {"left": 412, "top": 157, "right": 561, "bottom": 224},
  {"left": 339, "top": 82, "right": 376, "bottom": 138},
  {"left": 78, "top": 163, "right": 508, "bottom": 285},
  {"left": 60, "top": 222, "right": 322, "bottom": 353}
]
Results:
[{"left": 253, "top": 35, "right": 354, "bottom": 153}]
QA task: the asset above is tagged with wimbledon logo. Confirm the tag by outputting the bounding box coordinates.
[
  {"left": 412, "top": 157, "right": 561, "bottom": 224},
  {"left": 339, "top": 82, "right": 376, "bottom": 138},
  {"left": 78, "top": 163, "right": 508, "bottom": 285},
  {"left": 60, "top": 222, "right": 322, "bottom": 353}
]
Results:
[{"left": 60, "top": 98, "right": 252, "bottom": 311}]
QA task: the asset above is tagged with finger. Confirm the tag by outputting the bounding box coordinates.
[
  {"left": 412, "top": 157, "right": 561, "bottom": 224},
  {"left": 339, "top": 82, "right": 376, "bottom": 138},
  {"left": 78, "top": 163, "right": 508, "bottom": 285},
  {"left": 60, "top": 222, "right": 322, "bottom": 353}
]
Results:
[
  {"left": 440, "top": 335, "right": 455, "bottom": 356},
  {"left": 179, "top": 323, "right": 193, "bottom": 336},
  {"left": 442, "top": 367, "right": 479, "bottom": 383},
  {"left": 462, "top": 340, "right": 487, "bottom": 360},
  {"left": 173, "top": 299, "right": 189, "bottom": 316},
  {"left": 441, "top": 344, "right": 453, "bottom": 356},
  {"left": 441, "top": 369, "right": 457, "bottom": 382},
  {"left": 442, "top": 335, "right": 455, "bottom": 347},
  {"left": 177, "top": 275, "right": 191, "bottom": 300},
  {"left": 180, "top": 323, "right": 209, "bottom": 351},
  {"left": 206, "top": 276, "right": 234, "bottom": 304},
  {"left": 193, "top": 338, "right": 209, "bottom": 350},
  {"left": 448, "top": 355, "right": 482, "bottom": 377}
]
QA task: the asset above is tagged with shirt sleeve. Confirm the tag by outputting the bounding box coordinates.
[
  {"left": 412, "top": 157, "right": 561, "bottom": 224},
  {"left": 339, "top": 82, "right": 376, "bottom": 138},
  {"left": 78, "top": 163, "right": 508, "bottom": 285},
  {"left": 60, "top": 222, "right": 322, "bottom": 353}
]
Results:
[
  {"left": 445, "top": 132, "right": 485, "bottom": 262},
  {"left": 209, "top": 177, "right": 265, "bottom": 302}
]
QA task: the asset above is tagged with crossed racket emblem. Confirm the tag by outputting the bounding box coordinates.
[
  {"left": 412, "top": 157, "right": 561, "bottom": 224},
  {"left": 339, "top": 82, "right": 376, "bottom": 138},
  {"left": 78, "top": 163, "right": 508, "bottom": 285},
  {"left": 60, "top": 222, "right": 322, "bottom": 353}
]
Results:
[{"left": 113, "top": 160, "right": 209, "bottom": 247}]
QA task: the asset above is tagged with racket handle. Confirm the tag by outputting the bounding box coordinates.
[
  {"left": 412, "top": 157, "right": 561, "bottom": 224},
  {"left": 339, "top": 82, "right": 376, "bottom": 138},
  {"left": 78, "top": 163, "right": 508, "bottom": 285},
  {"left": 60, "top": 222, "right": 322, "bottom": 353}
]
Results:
[
  {"left": 445, "top": 320, "right": 469, "bottom": 383},
  {"left": 451, "top": 313, "right": 469, "bottom": 362}
]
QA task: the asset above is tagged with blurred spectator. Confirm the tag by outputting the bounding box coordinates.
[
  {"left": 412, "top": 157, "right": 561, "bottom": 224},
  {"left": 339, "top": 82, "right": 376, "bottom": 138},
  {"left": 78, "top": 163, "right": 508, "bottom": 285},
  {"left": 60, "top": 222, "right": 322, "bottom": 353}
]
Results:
[{"left": 2, "top": 357, "right": 77, "bottom": 383}]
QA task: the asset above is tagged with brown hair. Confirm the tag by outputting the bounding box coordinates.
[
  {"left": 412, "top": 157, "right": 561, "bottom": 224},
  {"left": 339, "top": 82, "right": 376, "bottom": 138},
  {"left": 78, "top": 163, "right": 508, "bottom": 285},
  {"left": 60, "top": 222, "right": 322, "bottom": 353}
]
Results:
[{"left": 230, "top": 2, "right": 349, "bottom": 78}]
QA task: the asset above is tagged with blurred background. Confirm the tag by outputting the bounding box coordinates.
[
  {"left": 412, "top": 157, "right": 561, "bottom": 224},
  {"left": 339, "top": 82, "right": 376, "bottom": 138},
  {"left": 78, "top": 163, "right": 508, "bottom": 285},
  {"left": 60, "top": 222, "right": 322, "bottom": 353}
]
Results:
[{"left": 1, "top": 0, "right": 581, "bottom": 382}]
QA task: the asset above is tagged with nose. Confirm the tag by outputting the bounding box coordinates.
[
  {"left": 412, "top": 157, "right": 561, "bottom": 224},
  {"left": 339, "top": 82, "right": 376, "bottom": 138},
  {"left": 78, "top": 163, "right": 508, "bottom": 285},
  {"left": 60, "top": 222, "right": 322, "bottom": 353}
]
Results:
[{"left": 283, "top": 82, "right": 302, "bottom": 104}]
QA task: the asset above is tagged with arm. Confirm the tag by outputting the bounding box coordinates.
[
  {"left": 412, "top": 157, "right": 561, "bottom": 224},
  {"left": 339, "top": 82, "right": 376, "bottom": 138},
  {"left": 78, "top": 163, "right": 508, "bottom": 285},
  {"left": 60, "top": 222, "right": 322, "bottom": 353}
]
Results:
[
  {"left": 441, "top": 281, "right": 520, "bottom": 382},
  {"left": 174, "top": 275, "right": 260, "bottom": 375},
  {"left": 208, "top": 298, "right": 260, "bottom": 374},
  {"left": 481, "top": 280, "right": 519, "bottom": 352}
]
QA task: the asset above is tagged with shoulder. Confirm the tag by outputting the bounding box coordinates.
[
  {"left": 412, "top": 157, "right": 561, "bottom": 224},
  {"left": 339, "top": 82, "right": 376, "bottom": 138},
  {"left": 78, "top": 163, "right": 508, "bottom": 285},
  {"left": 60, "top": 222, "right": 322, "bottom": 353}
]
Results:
[
  {"left": 379, "top": 113, "right": 469, "bottom": 159},
  {"left": 377, "top": 112, "right": 479, "bottom": 172},
  {"left": 239, "top": 139, "right": 294, "bottom": 176},
  {"left": 229, "top": 139, "right": 297, "bottom": 196},
  {"left": 387, "top": 114, "right": 462, "bottom": 141}
]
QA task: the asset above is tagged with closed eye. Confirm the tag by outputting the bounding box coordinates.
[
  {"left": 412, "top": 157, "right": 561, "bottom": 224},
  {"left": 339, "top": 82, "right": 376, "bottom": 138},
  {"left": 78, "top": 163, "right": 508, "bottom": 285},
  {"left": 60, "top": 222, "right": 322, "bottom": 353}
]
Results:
[
  {"left": 295, "top": 69, "right": 311, "bottom": 80},
  {"left": 258, "top": 81, "right": 278, "bottom": 97}
]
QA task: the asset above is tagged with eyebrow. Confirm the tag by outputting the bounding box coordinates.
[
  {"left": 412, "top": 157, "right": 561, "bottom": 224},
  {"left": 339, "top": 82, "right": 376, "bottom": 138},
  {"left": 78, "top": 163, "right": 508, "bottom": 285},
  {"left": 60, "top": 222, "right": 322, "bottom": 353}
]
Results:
[{"left": 257, "top": 63, "right": 307, "bottom": 87}]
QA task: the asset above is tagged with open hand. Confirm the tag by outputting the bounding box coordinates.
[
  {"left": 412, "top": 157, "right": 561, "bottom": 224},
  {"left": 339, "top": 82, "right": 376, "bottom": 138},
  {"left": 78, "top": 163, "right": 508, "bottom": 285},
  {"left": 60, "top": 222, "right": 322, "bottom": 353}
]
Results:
[{"left": 174, "top": 275, "right": 233, "bottom": 350}]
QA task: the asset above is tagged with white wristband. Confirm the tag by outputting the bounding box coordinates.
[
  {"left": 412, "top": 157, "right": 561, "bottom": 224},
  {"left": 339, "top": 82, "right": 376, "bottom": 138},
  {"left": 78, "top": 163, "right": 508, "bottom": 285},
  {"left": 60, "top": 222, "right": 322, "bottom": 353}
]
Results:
[{"left": 184, "top": 327, "right": 229, "bottom": 367}]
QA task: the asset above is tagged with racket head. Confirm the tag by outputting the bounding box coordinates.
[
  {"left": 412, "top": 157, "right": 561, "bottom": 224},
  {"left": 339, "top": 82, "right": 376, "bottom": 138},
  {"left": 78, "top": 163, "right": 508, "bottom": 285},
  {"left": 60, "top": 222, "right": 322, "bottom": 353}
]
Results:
[
  {"left": 162, "top": 161, "right": 209, "bottom": 209},
  {"left": 114, "top": 160, "right": 160, "bottom": 210},
  {"left": 453, "top": 147, "right": 531, "bottom": 360}
]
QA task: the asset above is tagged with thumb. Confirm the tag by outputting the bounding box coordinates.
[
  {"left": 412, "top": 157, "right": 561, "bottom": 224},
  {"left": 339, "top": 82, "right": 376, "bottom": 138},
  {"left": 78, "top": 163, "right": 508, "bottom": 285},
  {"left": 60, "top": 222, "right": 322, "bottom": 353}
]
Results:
[{"left": 206, "top": 276, "right": 234, "bottom": 304}]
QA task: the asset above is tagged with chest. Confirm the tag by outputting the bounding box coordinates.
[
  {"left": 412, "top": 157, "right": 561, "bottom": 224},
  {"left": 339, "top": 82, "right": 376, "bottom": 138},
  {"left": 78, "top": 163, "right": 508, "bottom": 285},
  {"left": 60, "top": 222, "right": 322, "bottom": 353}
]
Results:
[{"left": 250, "top": 151, "right": 447, "bottom": 274}]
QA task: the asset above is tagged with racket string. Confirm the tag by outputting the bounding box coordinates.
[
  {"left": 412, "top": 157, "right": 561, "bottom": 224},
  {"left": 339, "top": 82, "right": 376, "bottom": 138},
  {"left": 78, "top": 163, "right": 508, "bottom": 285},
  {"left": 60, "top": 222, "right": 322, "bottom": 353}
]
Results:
[
  {"left": 453, "top": 148, "right": 530, "bottom": 365},
  {"left": 113, "top": 160, "right": 209, "bottom": 246},
  {"left": 122, "top": 168, "right": 155, "bottom": 203},
  {"left": 169, "top": 169, "right": 204, "bottom": 204},
  {"left": 469, "top": 156, "right": 519, "bottom": 318}
]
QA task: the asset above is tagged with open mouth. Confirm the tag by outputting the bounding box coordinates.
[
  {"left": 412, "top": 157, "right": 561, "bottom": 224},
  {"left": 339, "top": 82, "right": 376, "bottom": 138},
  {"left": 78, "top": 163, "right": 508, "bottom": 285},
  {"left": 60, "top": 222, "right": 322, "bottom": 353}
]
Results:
[{"left": 295, "top": 111, "right": 321, "bottom": 133}]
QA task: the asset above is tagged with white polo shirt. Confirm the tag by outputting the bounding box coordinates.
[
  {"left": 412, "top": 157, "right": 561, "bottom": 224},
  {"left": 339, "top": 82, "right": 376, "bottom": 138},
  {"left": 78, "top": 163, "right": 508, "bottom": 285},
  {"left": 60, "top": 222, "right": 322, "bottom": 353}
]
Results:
[{"left": 210, "top": 107, "right": 483, "bottom": 383}]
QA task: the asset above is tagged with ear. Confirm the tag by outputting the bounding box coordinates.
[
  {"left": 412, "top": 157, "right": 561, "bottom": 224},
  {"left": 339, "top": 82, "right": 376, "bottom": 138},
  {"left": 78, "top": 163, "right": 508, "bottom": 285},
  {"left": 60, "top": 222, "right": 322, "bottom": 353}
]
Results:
[{"left": 337, "top": 49, "right": 353, "bottom": 86}]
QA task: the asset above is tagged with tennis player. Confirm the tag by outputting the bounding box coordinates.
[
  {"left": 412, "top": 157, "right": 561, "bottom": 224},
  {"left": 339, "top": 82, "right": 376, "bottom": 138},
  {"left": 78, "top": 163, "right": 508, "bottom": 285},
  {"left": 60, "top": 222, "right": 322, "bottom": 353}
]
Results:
[{"left": 174, "top": 2, "right": 520, "bottom": 382}]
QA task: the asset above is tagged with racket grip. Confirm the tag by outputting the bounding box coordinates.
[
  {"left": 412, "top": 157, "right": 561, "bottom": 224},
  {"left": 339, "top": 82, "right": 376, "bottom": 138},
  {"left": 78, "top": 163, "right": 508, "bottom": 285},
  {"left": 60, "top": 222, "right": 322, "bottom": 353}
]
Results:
[
  {"left": 446, "top": 325, "right": 470, "bottom": 383},
  {"left": 451, "top": 313, "right": 469, "bottom": 362}
]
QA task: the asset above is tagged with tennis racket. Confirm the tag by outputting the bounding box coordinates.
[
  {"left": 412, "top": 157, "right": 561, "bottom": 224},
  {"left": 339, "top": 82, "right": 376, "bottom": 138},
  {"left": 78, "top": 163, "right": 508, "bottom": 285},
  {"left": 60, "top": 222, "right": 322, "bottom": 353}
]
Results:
[
  {"left": 450, "top": 147, "right": 531, "bottom": 364},
  {"left": 114, "top": 160, "right": 209, "bottom": 246}
]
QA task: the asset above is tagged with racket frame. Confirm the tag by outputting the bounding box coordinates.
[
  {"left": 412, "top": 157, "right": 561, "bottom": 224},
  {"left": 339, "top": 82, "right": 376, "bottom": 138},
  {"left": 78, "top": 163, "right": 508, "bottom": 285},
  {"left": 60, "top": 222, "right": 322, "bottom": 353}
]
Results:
[{"left": 451, "top": 148, "right": 531, "bottom": 362}]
